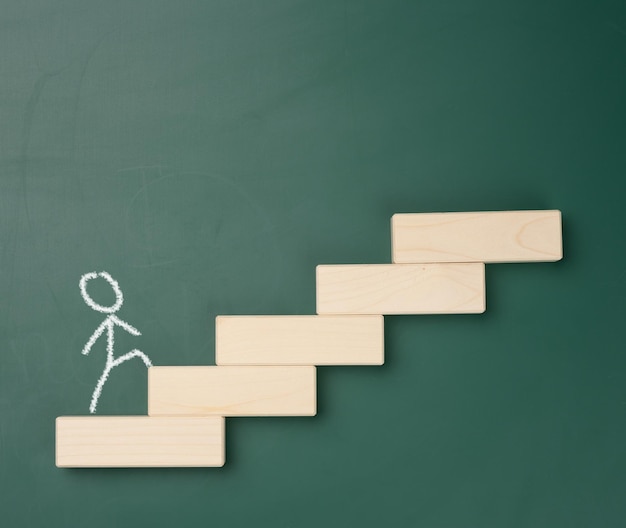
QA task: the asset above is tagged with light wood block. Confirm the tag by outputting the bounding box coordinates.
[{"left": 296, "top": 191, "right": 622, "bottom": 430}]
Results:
[
  {"left": 392, "top": 210, "right": 562, "bottom": 263},
  {"left": 316, "top": 263, "right": 485, "bottom": 315},
  {"left": 148, "top": 366, "right": 316, "bottom": 417},
  {"left": 215, "top": 315, "right": 384, "bottom": 366},
  {"left": 55, "top": 416, "right": 224, "bottom": 468}
]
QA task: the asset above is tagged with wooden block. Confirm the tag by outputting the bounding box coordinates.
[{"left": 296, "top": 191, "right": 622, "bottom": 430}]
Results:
[
  {"left": 392, "top": 210, "right": 562, "bottom": 263},
  {"left": 216, "top": 315, "right": 384, "bottom": 366},
  {"left": 316, "top": 263, "right": 485, "bottom": 315},
  {"left": 55, "top": 416, "right": 225, "bottom": 468},
  {"left": 148, "top": 366, "right": 316, "bottom": 417}
]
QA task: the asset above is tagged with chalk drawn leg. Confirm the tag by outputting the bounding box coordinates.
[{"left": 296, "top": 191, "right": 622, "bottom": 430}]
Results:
[
  {"left": 88, "top": 350, "right": 152, "bottom": 414},
  {"left": 89, "top": 364, "right": 113, "bottom": 414},
  {"left": 111, "top": 349, "right": 153, "bottom": 369}
]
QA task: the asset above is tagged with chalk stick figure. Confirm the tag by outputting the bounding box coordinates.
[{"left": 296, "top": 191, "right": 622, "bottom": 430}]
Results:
[{"left": 79, "top": 271, "right": 152, "bottom": 413}]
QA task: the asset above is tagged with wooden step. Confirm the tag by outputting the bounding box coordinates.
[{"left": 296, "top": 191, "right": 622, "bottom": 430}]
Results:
[
  {"left": 316, "top": 263, "right": 485, "bottom": 315},
  {"left": 392, "top": 210, "right": 562, "bottom": 263},
  {"left": 216, "top": 315, "right": 384, "bottom": 366},
  {"left": 56, "top": 416, "right": 224, "bottom": 467},
  {"left": 148, "top": 366, "right": 316, "bottom": 417}
]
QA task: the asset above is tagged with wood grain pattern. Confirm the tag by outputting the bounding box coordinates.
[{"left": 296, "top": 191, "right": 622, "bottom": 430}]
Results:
[
  {"left": 148, "top": 366, "right": 316, "bottom": 416},
  {"left": 392, "top": 210, "right": 562, "bottom": 263},
  {"left": 55, "top": 416, "right": 225, "bottom": 467},
  {"left": 215, "top": 315, "right": 384, "bottom": 366},
  {"left": 316, "top": 263, "right": 485, "bottom": 315}
]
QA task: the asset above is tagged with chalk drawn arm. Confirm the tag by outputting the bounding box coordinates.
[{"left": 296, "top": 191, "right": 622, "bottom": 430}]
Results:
[
  {"left": 81, "top": 319, "right": 109, "bottom": 356},
  {"left": 110, "top": 315, "right": 141, "bottom": 336}
]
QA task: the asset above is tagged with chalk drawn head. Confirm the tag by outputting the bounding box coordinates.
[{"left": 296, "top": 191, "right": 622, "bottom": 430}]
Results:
[{"left": 79, "top": 271, "right": 124, "bottom": 314}]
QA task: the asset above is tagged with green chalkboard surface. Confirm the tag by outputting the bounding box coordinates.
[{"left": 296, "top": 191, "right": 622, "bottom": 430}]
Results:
[{"left": 1, "top": 1, "right": 625, "bottom": 526}]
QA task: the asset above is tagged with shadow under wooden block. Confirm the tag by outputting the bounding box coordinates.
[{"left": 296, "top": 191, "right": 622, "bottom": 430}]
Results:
[
  {"left": 55, "top": 416, "right": 225, "bottom": 468},
  {"left": 215, "top": 315, "right": 384, "bottom": 366},
  {"left": 148, "top": 366, "right": 316, "bottom": 417},
  {"left": 392, "top": 210, "right": 562, "bottom": 263},
  {"left": 316, "top": 263, "right": 485, "bottom": 315}
]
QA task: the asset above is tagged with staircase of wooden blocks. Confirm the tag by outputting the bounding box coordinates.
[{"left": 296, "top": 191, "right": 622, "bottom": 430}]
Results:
[{"left": 56, "top": 210, "right": 563, "bottom": 467}]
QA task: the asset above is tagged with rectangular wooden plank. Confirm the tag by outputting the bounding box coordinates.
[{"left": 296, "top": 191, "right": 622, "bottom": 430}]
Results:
[
  {"left": 216, "top": 315, "right": 384, "bottom": 366},
  {"left": 148, "top": 366, "right": 316, "bottom": 417},
  {"left": 55, "top": 416, "right": 225, "bottom": 468},
  {"left": 392, "top": 210, "right": 562, "bottom": 263},
  {"left": 316, "top": 263, "right": 485, "bottom": 315}
]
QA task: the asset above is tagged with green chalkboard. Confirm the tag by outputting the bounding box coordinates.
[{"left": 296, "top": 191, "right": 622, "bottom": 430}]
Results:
[{"left": 1, "top": 1, "right": 625, "bottom": 526}]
